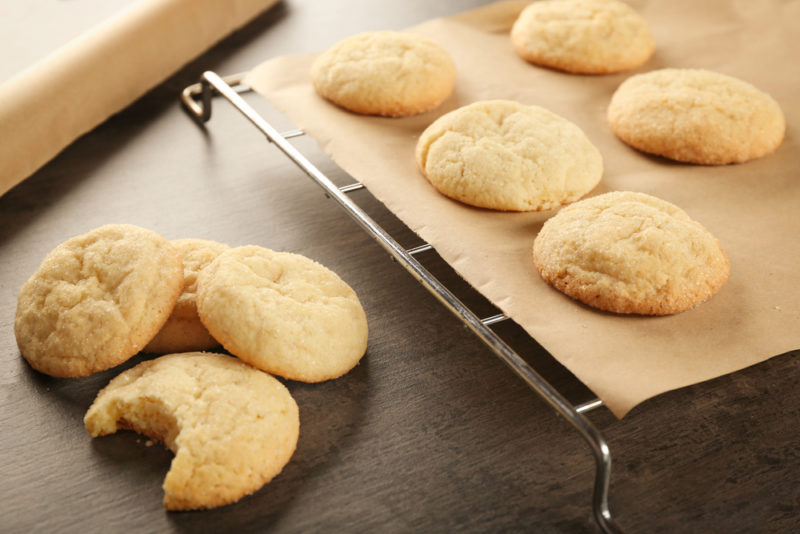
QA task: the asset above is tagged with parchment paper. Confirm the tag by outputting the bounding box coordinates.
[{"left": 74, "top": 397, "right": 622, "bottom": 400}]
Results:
[
  {"left": 245, "top": 0, "right": 800, "bottom": 417},
  {"left": 0, "top": 0, "right": 279, "bottom": 197}
]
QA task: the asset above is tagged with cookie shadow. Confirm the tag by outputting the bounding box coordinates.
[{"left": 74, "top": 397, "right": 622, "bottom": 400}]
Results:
[
  {"left": 632, "top": 148, "right": 705, "bottom": 168},
  {"left": 17, "top": 350, "right": 160, "bottom": 420}
]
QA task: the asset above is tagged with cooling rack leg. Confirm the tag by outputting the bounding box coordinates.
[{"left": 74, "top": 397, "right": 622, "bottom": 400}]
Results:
[
  {"left": 181, "top": 78, "right": 211, "bottom": 123},
  {"left": 183, "top": 70, "right": 625, "bottom": 534},
  {"left": 181, "top": 72, "right": 248, "bottom": 124}
]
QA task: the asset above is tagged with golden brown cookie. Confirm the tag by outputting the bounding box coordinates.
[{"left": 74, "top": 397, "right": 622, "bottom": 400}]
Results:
[
  {"left": 311, "top": 31, "right": 456, "bottom": 117},
  {"left": 144, "top": 239, "right": 230, "bottom": 354},
  {"left": 14, "top": 224, "right": 183, "bottom": 377},
  {"left": 511, "top": 0, "right": 655, "bottom": 74},
  {"left": 415, "top": 99, "right": 603, "bottom": 211},
  {"left": 196, "top": 246, "right": 369, "bottom": 382},
  {"left": 608, "top": 68, "right": 786, "bottom": 164},
  {"left": 533, "top": 191, "right": 730, "bottom": 315},
  {"left": 84, "top": 352, "right": 299, "bottom": 510}
]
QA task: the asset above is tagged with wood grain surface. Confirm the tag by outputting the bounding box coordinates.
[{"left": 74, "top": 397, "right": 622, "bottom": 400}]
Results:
[{"left": 0, "top": 1, "right": 797, "bottom": 533}]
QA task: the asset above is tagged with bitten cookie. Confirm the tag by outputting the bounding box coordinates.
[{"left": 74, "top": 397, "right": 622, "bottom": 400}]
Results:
[
  {"left": 608, "top": 68, "right": 786, "bottom": 164},
  {"left": 14, "top": 224, "right": 183, "bottom": 377},
  {"left": 533, "top": 191, "right": 729, "bottom": 315},
  {"left": 196, "top": 246, "right": 369, "bottom": 382},
  {"left": 510, "top": 0, "right": 654, "bottom": 74},
  {"left": 310, "top": 31, "right": 456, "bottom": 117},
  {"left": 84, "top": 352, "right": 299, "bottom": 511},
  {"left": 415, "top": 99, "right": 603, "bottom": 211},
  {"left": 144, "top": 239, "right": 230, "bottom": 354}
]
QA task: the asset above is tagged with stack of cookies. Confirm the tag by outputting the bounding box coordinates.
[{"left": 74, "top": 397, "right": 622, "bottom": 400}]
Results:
[
  {"left": 14, "top": 223, "right": 369, "bottom": 510},
  {"left": 307, "top": 0, "right": 785, "bottom": 316}
]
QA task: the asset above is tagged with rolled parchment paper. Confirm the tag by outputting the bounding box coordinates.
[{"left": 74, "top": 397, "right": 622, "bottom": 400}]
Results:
[{"left": 0, "top": 0, "right": 278, "bottom": 197}]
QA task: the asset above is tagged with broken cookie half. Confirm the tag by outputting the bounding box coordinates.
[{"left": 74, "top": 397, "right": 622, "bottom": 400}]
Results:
[{"left": 84, "top": 352, "right": 299, "bottom": 510}]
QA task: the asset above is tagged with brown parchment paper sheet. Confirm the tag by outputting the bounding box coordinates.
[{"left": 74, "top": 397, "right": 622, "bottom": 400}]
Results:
[
  {"left": 245, "top": 0, "right": 800, "bottom": 417},
  {"left": 0, "top": 0, "right": 278, "bottom": 197}
]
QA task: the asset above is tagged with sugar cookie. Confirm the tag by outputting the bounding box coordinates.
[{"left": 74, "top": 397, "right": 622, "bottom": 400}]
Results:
[
  {"left": 84, "top": 352, "right": 299, "bottom": 510},
  {"left": 311, "top": 31, "right": 456, "bottom": 117},
  {"left": 415, "top": 99, "right": 602, "bottom": 211},
  {"left": 533, "top": 191, "right": 729, "bottom": 315},
  {"left": 144, "top": 239, "right": 230, "bottom": 354},
  {"left": 511, "top": 0, "right": 654, "bottom": 74},
  {"left": 14, "top": 224, "right": 183, "bottom": 377},
  {"left": 608, "top": 68, "right": 785, "bottom": 164},
  {"left": 196, "top": 246, "right": 368, "bottom": 382}
]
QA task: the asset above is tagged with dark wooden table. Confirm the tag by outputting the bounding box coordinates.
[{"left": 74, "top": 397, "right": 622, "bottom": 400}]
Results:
[{"left": 1, "top": 1, "right": 797, "bottom": 532}]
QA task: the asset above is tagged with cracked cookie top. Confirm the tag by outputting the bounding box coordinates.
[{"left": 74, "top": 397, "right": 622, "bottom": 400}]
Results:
[
  {"left": 608, "top": 68, "right": 785, "bottom": 164},
  {"left": 415, "top": 99, "right": 602, "bottom": 211},
  {"left": 14, "top": 224, "right": 183, "bottom": 377},
  {"left": 511, "top": 0, "right": 654, "bottom": 74},
  {"left": 533, "top": 191, "right": 730, "bottom": 315},
  {"left": 311, "top": 31, "right": 456, "bottom": 117},
  {"left": 196, "top": 245, "right": 368, "bottom": 382}
]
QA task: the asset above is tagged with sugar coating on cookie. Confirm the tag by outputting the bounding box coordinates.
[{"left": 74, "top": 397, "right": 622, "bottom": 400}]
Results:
[
  {"left": 311, "top": 31, "right": 456, "bottom": 117},
  {"left": 608, "top": 68, "right": 786, "bottom": 164},
  {"left": 415, "top": 99, "right": 603, "bottom": 211},
  {"left": 533, "top": 191, "right": 730, "bottom": 315},
  {"left": 14, "top": 224, "right": 183, "bottom": 377},
  {"left": 84, "top": 352, "right": 299, "bottom": 510},
  {"left": 144, "top": 239, "right": 230, "bottom": 354},
  {"left": 510, "top": 0, "right": 654, "bottom": 74},
  {"left": 196, "top": 246, "right": 369, "bottom": 382}
]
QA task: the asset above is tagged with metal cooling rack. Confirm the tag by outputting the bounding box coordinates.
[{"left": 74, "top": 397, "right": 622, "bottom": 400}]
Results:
[{"left": 181, "top": 70, "right": 623, "bottom": 534}]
